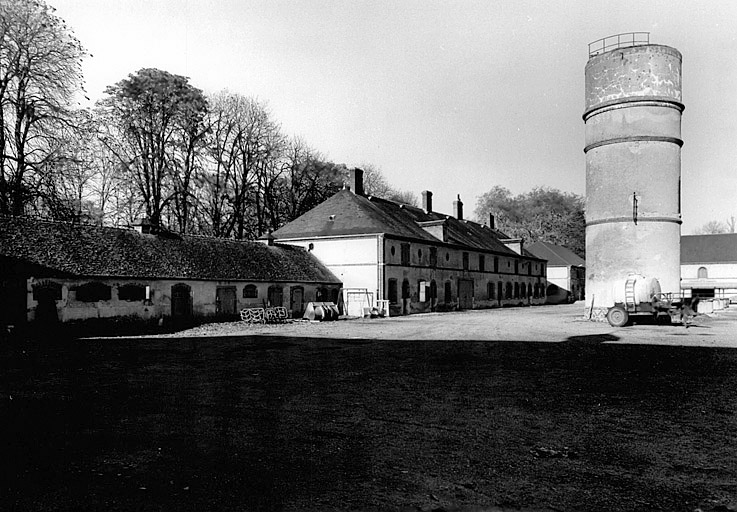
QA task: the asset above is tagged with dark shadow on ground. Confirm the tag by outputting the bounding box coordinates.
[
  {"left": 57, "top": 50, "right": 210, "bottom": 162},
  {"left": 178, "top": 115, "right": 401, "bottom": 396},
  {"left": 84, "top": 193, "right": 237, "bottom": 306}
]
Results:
[
  {"left": 564, "top": 333, "right": 620, "bottom": 344},
  {"left": 2, "top": 334, "right": 736, "bottom": 512}
]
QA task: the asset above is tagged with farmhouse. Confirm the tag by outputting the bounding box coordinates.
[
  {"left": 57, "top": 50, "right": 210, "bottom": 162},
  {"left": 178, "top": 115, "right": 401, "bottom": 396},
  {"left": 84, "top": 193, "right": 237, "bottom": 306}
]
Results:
[
  {"left": 269, "top": 169, "right": 548, "bottom": 316},
  {"left": 681, "top": 233, "right": 737, "bottom": 301},
  {"left": 0, "top": 216, "right": 341, "bottom": 329},
  {"left": 527, "top": 241, "right": 585, "bottom": 304}
]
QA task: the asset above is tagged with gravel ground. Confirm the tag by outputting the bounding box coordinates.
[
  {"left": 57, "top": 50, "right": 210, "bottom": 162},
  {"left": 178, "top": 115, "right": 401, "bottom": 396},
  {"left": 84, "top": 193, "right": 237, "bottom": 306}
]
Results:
[{"left": 141, "top": 302, "right": 737, "bottom": 348}]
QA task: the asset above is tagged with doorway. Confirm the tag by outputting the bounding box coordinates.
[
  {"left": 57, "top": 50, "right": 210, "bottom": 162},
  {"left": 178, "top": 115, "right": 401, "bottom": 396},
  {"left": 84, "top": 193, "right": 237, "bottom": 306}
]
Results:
[
  {"left": 216, "top": 286, "right": 237, "bottom": 316},
  {"left": 291, "top": 286, "right": 304, "bottom": 317},
  {"left": 458, "top": 279, "right": 474, "bottom": 309},
  {"left": 171, "top": 283, "right": 192, "bottom": 319}
]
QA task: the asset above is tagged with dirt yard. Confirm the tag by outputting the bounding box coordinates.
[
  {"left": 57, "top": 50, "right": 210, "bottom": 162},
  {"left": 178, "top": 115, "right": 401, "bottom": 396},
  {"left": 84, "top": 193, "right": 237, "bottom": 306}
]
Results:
[{"left": 2, "top": 304, "right": 737, "bottom": 511}]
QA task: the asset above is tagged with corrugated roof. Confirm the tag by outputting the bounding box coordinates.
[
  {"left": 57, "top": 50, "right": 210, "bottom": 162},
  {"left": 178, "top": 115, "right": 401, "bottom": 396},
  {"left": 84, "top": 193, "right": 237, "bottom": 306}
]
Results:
[
  {"left": 0, "top": 216, "right": 341, "bottom": 283},
  {"left": 271, "top": 189, "right": 531, "bottom": 257},
  {"left": 681, "top": 234, "right": 737, "bottom": 263},
  {"left": 527, "top": 241, "right": 585, "bottom": 267}
]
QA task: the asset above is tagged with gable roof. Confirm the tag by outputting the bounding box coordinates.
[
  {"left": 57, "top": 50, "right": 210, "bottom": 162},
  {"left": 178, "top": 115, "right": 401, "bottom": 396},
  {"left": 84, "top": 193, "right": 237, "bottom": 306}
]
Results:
[
  {"left": 681, "top": 234, "right": 737, "bottom": 264},
  {"left": 271, "top": 189, "right": 534, "bottom": 258},
  {"left": 527, "top": 241, "right": 585, "bottom": 267},
  {"left": 0, "top": 216, "right": 340, "bottom": 283}
]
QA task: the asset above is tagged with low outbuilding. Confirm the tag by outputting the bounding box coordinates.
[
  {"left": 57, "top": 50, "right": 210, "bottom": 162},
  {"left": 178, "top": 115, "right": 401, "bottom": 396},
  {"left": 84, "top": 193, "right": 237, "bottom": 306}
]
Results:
[{"left": 0, "top": 216, "right": 341, "bottom": 331}]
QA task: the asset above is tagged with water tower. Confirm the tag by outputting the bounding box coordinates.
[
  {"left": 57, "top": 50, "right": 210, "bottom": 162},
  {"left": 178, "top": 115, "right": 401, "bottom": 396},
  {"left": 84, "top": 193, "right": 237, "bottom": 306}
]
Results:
[{"left": 583, "top": 33, "right": 683, "bottom": 320}]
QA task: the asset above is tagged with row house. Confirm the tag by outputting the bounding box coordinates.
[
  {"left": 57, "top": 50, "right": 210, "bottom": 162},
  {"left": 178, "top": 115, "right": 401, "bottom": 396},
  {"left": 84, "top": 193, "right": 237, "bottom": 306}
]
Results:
[{"left": 268, "top": 169, "right": 547, "bottom": 316}]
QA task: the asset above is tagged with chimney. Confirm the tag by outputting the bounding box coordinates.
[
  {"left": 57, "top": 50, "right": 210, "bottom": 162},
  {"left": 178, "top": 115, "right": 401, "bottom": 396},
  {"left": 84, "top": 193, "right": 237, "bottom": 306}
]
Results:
[
  {"left": 489, "top": 213, "right": 495, "bottom": 229},
  {"left": 453, "top": 195, "right": 463, "bottom": 220},
  {"left": 350, "top": 168, "right": 364, "bottom": 196},
  {"left": 422, "top": 190, "right": 433, "bottom": 213}
]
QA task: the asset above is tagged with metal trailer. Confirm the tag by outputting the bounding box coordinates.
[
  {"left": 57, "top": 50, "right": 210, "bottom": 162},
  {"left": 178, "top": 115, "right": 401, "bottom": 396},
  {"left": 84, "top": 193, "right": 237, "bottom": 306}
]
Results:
[{"left": 605, "top": 275, "right": 690, "bottom": 327}]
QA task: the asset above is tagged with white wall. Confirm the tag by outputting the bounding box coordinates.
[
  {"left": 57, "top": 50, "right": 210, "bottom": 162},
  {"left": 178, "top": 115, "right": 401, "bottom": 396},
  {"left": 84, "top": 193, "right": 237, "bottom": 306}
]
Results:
[{"left": 282, "top": 236, "right": 380, "bottom": 293}]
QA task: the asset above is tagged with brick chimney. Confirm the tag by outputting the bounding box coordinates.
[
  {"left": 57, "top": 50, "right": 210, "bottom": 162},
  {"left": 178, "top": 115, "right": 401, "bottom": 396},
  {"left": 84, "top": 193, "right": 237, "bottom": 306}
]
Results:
[
  {"left": 422, "top": 190, "right": 433, "bottom": 213},
  {"left": 453, "top": 195, "right": 463, "bottom": 221},
  {"left": 350, "top": 168, "right": 364, "bottom": 196},
  {"left": 489, "top": 213, "right": 495, "bottom": 229}
]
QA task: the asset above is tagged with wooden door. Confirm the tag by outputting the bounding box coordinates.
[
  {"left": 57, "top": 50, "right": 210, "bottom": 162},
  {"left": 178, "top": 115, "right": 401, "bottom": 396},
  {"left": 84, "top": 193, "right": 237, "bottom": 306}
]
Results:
[
  {"left": 290, "top": 287, "right": 304, "bottom": 317},
  {"left": 458, "top": 279, "right": 474, "bottom": 310},
  {"left": 171, "top": 283, "right": 192, "bottom": 318},
  {"left": 216, "top": 286, "right": 237, "bottom": 316}
]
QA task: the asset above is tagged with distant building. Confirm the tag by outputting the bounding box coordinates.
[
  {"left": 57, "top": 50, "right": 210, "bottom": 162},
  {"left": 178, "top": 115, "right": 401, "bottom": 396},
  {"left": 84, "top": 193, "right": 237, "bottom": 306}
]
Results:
[
  {"left": 681, "top": 233, "right": 737, "bottom": 300},
  {"left": 527, "top": 241, "right": 585, "bottom": 304},
  {"left": 0, "top": 216, "right": 341, "bottom": 328},
  {"left": 268, "top": 169, "right": 548, "bottom": 316}
]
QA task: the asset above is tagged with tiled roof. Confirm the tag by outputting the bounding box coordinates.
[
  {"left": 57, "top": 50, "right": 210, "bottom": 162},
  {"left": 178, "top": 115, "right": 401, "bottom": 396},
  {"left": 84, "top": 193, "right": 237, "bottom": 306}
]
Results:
[
  {"left": 681, "top": 234, "right": 737, "bottom": 263},
  {"left": 0, "top": 216, "right": 341, "bottom": 283},
  {"left": 271, "top": 189, "right": 531, "bottom": 257},
  {"left": 526, "top": 241, "right": 586, "bottom": 267}
]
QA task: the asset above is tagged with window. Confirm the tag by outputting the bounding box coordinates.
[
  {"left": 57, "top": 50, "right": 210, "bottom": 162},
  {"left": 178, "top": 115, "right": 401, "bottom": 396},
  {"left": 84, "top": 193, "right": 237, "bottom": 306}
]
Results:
[
  {"left": 505, "top": 282, "right": 512, "bottom": 299},
  {"left": 514, "top": 260, "right": 519, "bottom": 274},
  {"left": 430, "top": 280, "right": 437, "bottom": 302},
  {"left": 444, "top": 281, "right": 452, "bottom": 303},
  {"left": 698, "top": 267, "right": 708, "bottom": 279},
  {"left": 391, "top": 245, "right": 396, "bottom": 256},
  {"left": 243, "top": 284, "right": 258, "bottom": 298},
  {"left": 401, "top": 243, "right": 410, "bottom": 266},
  {"left": 32, "top": 282, "right": 62, "bottom": 301},
  {"left": 520, "top": 283, "right": 526, "bottom": 299},
  {"left": 418, "top": 248, "right": 423, "bottom": 261},
  {"left": 446, "top": 252, "right": 450, "bottom": 262},
  {"left": 494, "top": 257, "right": 499, "bottom": 273},
  {"left": 118, "top": 284, "right": 146, "bottom": 301},
  {"left": 462, "top": 252, "right": 469, "bottom": 270},
  {"left": 430, "top": 247, "right": 438, "bottom": 267},
  {"left": 514, "top": 282, "right": 520, "bottom": 299},
  {"left": 418, "top": 280, "right": 427, "bottom": 301},
  {"left": 498, "top": 282, "right": 503, "bottom": 301},
  {"left": 402, "top": 279, "right": 410, "bottom": 299},
  {"left": 528, "top": 283, "right": 533, "bottom": 298},
  {"left": 479, "top": 254, "right": 485, "bottom": 272},
  {"left": 74, "top": 282, "right": 111, "bottom": 302},
  {"left": 388, "top": 279, "right": 398, "bottom": 304},
  {"left": 487, "top": 281, "right": 495, "bottom": 300}
]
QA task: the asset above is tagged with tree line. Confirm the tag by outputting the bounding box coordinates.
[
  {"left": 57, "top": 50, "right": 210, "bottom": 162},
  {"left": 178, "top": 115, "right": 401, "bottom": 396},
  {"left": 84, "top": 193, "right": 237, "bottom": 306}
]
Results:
[
  {"left": 0, "top": 0, "right": 418, "bottom": 240},
  {"left": 2, "top": 0, "right": 585, "bottom": 254}
]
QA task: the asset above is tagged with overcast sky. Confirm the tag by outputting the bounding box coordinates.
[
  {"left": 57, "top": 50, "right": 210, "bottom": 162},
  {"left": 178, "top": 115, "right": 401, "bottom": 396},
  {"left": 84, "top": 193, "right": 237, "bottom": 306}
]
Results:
[{"left": 52, "top": 0, "right": 737, "bottom": 234}]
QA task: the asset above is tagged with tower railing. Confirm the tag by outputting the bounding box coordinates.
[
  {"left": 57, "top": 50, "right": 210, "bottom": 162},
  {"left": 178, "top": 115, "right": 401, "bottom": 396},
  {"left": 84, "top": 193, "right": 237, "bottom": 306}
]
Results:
[{"left": 588, "top": 32, "right": 650, "bottom": 58}]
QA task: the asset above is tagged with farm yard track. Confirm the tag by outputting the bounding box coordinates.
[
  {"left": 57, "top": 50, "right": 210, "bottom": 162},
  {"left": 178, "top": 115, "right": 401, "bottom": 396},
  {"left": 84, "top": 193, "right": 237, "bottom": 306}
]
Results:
[{"left": 2, "top": 303, "right": 737, "bottom": 511}]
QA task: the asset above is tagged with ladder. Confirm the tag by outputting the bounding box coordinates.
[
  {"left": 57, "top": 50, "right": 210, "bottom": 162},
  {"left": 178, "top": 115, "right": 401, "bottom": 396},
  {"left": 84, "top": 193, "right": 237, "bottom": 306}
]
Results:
[{"left": 624, "top": 276, "right": 637, "bottom": 312}]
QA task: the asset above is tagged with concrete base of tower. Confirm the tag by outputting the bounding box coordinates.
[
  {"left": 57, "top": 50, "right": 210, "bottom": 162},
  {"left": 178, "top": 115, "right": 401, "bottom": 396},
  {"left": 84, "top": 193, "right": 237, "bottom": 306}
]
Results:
[{"left": 584, "top": 218, "right": 681, "bottom": 314}]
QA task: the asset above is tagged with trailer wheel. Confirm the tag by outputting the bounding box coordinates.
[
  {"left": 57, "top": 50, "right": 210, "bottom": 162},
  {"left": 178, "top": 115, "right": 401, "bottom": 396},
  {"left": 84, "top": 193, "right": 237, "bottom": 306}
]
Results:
[{"left": 606, "top": 306, "right": 629, "bottom": 327}]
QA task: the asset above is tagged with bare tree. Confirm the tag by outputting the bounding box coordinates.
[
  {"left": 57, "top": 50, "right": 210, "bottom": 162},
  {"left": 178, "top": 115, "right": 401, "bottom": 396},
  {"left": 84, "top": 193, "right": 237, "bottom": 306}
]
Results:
[
  {"left": 203, "top": 92, "right": 282, "bottom": 239},
  {"left": 693, "top": 220, "right": 729, "bottom": 235},
  {"left": 97, "top": 68, "right": 207, "bottom": 230},
  {"left": 726, "top": 215, "right": 736, "bottom": 234},
  {"left": 0, "top": 0, "right": 87, "bottom": 216}
]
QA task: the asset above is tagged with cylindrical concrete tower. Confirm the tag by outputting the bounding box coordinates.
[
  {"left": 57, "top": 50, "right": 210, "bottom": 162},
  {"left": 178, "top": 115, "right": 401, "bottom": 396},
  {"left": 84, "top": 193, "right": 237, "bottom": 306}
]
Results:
[{"left": 584, "top": 37, "right": 683, "bottom": 320}]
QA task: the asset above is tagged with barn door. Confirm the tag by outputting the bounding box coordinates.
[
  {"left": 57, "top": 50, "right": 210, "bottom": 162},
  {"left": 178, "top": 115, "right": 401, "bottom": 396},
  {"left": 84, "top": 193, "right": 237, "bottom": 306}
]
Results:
[
  {"left": 290, "top": 286, "right": 304, "bottom": 317},
  {"left": 216, "top": 286, "right": 237, "bottom": 316},
  {"left": 458, "top": 279, "right": 474, "bottom": 310},
  {"left": 171, "top": 283, "right": 192, "bottom": 318}
]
